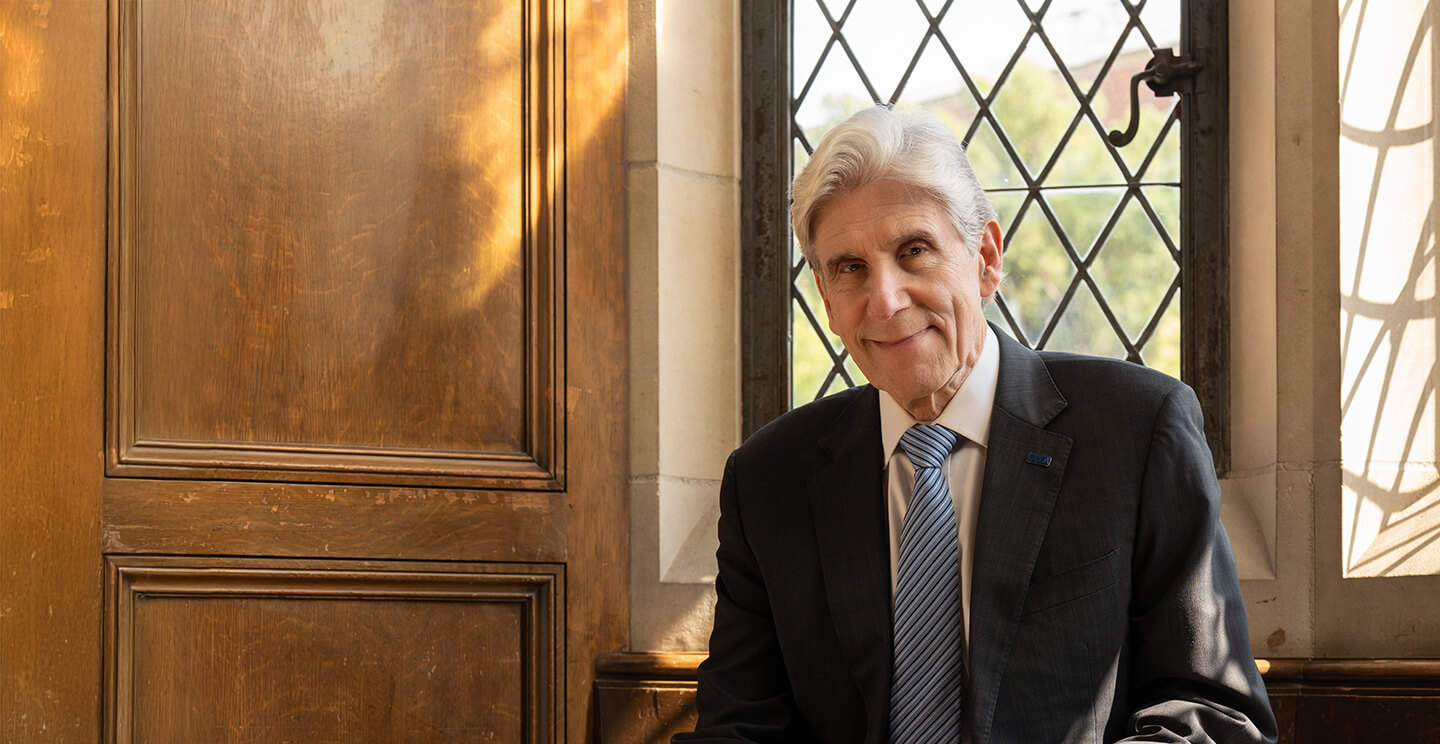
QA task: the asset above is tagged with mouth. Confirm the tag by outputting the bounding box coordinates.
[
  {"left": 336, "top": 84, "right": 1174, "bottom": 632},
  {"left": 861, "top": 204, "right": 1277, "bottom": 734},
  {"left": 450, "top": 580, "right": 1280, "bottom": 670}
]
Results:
[{"left": 869, "top": 328, "right": 928, "bottom": 349}]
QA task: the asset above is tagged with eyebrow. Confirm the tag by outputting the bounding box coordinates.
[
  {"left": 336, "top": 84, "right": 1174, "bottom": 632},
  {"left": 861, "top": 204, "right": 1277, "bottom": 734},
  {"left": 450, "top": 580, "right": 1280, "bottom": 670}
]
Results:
[
  {"left": 821, "top": 227, "right": 943, "bottom": 275},
  {"left": 823, "top": 252, "right": 861, "bottom": 276},
  {"left": 891, "top": 229, "right": 937, "bottom": 248}
]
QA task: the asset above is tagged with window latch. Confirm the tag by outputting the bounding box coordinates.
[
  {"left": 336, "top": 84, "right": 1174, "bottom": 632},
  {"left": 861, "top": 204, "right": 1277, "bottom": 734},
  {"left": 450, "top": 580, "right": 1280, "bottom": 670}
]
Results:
[{"left": 1107, "top": 48, "right": 1203, "bottom": 147}]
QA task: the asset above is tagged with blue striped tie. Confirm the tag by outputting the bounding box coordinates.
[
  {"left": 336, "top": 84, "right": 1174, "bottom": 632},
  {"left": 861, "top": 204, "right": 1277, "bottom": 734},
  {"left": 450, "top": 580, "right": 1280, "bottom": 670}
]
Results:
[{"left": 890, "top": 424, "right": 962, "bottom": 743}]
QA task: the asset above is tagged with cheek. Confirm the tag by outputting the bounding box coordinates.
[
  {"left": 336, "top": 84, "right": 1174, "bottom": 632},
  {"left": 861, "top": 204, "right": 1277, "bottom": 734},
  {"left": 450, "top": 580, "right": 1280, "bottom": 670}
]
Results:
[
  {"left": 934, "top": 285, "right": 985, "bottom": 341},
  {"left": 826, "top": 301, "right": 863, "bottom": 339}
]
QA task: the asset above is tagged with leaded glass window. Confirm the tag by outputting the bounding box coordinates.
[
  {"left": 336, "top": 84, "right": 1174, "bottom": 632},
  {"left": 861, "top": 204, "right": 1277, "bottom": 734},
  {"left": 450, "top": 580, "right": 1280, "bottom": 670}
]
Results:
[
  {"left": 739, "top": 0, "right": 1229, "bottom": 469},
  {"left": 791, "top": 0, "right": 1182, "bottom": 399}
]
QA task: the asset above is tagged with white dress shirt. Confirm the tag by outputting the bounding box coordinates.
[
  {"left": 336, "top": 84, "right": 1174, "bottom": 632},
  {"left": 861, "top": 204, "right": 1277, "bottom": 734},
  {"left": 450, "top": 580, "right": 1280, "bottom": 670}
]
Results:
[{"left": 879, "top": 327, "right": 1000, "bottom": 644}]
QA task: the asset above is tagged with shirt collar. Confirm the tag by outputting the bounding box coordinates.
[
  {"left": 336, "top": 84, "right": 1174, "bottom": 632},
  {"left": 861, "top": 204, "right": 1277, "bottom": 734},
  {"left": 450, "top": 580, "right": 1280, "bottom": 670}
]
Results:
[{"left": 879, "top": 326, "right": 1000, "bottom": 463}]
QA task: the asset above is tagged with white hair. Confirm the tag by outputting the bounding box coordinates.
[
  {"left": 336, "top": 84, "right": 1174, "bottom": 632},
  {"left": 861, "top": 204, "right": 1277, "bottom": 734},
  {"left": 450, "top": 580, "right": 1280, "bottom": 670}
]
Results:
[{"left": 790, "top": 106, "right": 998, "bottom": 271}]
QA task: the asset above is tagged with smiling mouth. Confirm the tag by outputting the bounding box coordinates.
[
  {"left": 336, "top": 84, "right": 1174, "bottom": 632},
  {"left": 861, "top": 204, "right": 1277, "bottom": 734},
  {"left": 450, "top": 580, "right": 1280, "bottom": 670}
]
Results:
[{"left": 870, "top": 328, "right": 927, "bottom": 348}]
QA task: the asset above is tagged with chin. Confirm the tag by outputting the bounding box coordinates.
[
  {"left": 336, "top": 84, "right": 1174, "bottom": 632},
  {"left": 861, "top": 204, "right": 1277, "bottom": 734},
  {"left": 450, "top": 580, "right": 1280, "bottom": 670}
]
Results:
[
  {"left": 885, "top": 366, "right": 957, "bottom": 399},
  {"left": 878, "top": 378, "right": 944, "bottom": 404}
]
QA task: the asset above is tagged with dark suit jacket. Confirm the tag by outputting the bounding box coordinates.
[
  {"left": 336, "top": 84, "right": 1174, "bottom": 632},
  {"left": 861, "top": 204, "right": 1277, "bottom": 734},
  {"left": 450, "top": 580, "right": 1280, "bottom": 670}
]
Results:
[{"left": 676, "top": 329, "right": 1277, "bottom": 744}]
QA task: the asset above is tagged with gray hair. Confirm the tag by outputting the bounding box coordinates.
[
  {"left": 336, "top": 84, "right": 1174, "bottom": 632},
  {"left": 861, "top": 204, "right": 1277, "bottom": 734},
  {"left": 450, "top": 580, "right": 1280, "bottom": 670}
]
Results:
[{"left": 790, "top": 106, "right": 998, "bottom": 273}]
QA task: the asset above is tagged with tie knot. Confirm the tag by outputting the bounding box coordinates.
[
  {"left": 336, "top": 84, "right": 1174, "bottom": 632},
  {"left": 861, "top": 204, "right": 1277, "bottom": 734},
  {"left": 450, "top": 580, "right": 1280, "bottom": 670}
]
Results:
[{"left": 898, "top": 424, "right": 958, "bottom": 471}]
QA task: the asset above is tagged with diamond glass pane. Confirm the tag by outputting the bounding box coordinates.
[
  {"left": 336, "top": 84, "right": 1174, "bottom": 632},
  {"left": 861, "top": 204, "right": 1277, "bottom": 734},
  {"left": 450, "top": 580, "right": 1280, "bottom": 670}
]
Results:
[
  {"left": 938, "top": 1, "right": 1031, "bottom": 99},
  {"left": 1048, "top": 282, "right": 1129, "bottom": 359},
  {"left": 989, "top": 190, "right": 1028, "bottom": 237},
  {"left": 1046, "top": 0, "right": 1134, "bottom": 97},
  {"left": 1141, "top": 0, "right": 1184, "bottom": 51},
  {"left": 1146, "top": 185, "right": 1181, "bottom": 249},
  {"left": 843, "top": 354, "right": 869, "bottom": 390},
  {"left": 983, "top": 292, "right": 1010, "bottom": 329},
  {"left": 792, "top": 260, "right": 849, "bottom": 402},
  {"left": 791, "top": 296, "right": 831, "bottom": 402},
  {"left": 988, "top": 36, "right": 1079, "bottom": 177},
  {"left": 1146, "top": 289, "right": 1181, "bottom": 378},
  {"left": 817, "top": 0, "right": 851, "bottom": 19},
  {"left": 795, "top": 39, "right": 879, "bottom": 135},
  {"left": 845, "top": 0, "right": 929, "bottom": 102},
  {"left": 964, "top": 116, "right": 1024, "bottom": 190},
  {"left": 793, "top": 0, "right": 833, "bottom": 96},
  {"left": 791, "top": 0, "right": 1183, "bottom": 405},
  {"left": 1047, "top": 114, "right": 1124, "bottom": 187},
  {"left": 1046, "top": 188, "right": 1126, "bottom": 259},
  {"left": 905, "top": 37, "right": 980, "bottom": 133},
  {"left": 1090, "top": 196, "right": 1181, "bottom": 341},
  {"left": 1145, "top": 109, "right": 1183, "bottom": 182},
  {"left": 1000, "top": 203, "right": 1077, "bottom": 343}
]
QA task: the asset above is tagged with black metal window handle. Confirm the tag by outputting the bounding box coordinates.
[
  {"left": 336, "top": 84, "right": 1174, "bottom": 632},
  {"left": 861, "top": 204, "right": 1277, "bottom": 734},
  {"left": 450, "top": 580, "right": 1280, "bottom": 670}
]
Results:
[{"left": 1108, "top": 49, "right": 1204, "bottom": 146}]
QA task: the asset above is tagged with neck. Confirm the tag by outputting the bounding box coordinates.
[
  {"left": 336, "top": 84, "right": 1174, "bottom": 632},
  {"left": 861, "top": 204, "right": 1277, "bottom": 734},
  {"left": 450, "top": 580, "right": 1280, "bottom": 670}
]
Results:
[
  {"left": 899, "top": 333, "right": 988, "bottom": 421},
  {"left": 900, "top": 375, "right": 962, "bottom": 422}
]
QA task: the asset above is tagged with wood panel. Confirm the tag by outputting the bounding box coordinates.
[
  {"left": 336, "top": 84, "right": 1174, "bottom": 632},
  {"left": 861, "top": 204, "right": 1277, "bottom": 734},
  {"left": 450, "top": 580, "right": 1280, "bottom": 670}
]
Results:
[
  {"left": 596, "top": 681, "right": 699, "bottom": 744},
  {"left": 109, "top": 0, "right": 562, "bottom": 488},
  {"left": 598, "top": 655, "right": 1440, "bottom": 744},
  {"left": 595, "top": 653, "right": 704, "bottom": 744},
  {"left": 2, "top": 0, "right": 629, "bottom": 739},
  {"left": 106, "top": 557, "right": 561, "bottom": 744},
  {"left": 0, "top": 0, "right": 109, "bottom": 740},
  {"left": 1261, "top": 659, "right": 1440, "bottom": 744},
  {"left": 103, "top": 478, "right": 566, "bottom": 561},
  {"left": 562, "top": 0, "right": 630, "bottom": 741}
]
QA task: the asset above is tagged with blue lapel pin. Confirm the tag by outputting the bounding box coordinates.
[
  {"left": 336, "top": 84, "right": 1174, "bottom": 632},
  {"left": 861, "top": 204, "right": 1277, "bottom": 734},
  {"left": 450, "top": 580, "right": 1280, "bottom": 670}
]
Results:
[{"left": 1025, "top": 452, "right": 1053, "bottom": 467}]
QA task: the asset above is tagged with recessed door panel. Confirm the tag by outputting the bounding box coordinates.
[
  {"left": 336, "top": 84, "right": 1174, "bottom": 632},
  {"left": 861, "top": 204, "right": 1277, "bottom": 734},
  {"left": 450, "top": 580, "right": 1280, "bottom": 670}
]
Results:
[
  {"left": 111, "top": 0, "right": 561, "bottom": 487},
  {"left": 108, "top": 558, "right": 560, "bottom": 744}
]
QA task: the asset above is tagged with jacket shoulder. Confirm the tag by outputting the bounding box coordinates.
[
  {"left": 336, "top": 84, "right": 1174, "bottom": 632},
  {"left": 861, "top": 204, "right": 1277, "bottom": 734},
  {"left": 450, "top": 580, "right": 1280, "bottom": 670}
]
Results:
[
  {"left": 1035, "top": 350, "right": 1190, "bottom": 407},
  {"left": 735, "top": 385, "right": 873, "bottom": 466}
]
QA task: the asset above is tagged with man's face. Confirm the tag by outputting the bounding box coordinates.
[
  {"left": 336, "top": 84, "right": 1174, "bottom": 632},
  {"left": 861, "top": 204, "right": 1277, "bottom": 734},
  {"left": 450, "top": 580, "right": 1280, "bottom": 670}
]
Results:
[{"left": 811, "top": 178, "right": 1003, "bottom": 421}]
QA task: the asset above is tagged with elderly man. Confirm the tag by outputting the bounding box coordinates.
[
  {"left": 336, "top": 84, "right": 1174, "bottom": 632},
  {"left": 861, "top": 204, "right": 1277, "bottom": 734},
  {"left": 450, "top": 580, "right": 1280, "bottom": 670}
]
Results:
[{"left": 675, "top": 106, "right": 1276, "bottom": 744}]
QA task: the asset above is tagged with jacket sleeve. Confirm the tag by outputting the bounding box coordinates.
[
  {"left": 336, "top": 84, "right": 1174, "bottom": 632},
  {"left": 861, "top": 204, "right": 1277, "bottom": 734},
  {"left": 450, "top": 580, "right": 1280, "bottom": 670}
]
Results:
[
  {"left": 672, "top": 452, "right": 803, "bottom": 743},
  {"left": 1119, "top": 384, "right": 1278, "bottom": 744}
]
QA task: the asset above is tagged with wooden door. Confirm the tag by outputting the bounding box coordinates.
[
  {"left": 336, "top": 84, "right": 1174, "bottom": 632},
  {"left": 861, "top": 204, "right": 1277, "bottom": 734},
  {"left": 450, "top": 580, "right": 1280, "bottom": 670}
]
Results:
[{"left": 0, "top": 1, "right": 627, "bottom": 741}]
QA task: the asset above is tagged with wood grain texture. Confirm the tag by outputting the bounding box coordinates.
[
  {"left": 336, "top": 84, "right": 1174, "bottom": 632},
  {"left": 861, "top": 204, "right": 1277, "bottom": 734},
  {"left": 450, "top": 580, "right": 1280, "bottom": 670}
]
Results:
[
  {"left": 563, "top": 0, "right": 630, "bottom": 741},
  {"left": 593, "top": 656, "right": 1440, "bottom": 743},
  {"left": 110, "top": 0, "right": 562, "bottom": 487},
  {"left": 1289, "top": 695, "right": 1440, "bottom": 742},
  {"left": 1260, "top": 658, "right": 1440, "bottom": 683},
  {"left": 595, "top": 652, "right": 708, "bottom": 679},
  {"left": 103, "top": 478, "right": 567, "bottom": 561},
  {"left": 595, "top": 653, "right": 705, "bottom": 743},
  {"left": 5, "top": 1, "right": 625, "bottom": 740},
  {"left": 595, "top": 681, "right": 698, "bottom": 744},
  {"left": 107, "top": 557, "right": 561, "bottom": 744},
  {"left": 1261, "top": 659, "right": 1440, "bottom": 744},
  {"left": 0, "top": 0, "right": 108, "bottom": 740}
]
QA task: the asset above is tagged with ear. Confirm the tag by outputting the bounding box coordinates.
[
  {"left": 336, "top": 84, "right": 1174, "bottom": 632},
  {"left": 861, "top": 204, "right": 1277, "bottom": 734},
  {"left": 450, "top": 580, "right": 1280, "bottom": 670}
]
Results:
[{"left": 977, "top": 219, "right": 1003, "bottom": 298}]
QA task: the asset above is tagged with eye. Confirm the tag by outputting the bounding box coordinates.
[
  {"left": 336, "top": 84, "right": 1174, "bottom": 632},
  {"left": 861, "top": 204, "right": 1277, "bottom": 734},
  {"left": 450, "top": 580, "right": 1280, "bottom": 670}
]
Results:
[
  {"left": 839, "top": 261, "right": 864, "bottom": 273},
  {"left": 903, "top": 243, "right": 925, "bottom": 257}
]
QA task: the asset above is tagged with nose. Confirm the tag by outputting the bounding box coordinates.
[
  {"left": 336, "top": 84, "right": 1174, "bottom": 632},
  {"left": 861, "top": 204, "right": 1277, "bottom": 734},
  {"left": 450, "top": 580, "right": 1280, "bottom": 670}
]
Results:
[{"left": 866, "top": 262, "right": 911, "bottom": 320}]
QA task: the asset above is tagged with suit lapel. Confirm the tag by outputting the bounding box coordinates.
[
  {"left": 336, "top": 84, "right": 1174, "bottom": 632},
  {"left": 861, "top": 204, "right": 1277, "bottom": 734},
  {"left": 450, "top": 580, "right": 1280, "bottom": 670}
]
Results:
[
  {"left": 806, "top": 386, "right": 891, "bottom": 738},
  {"left": 969, "top": 328, "right": 1074, "bottom": 744}
]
